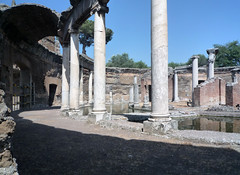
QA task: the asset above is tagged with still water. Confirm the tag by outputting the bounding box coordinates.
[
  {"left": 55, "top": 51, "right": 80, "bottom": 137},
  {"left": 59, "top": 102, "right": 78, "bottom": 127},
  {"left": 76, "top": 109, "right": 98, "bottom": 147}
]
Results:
[
  {"left": 82, "top": 104, "right": 240, "bottom": 133},
  {"left": 177, "top": 117, "right": 240, "bottom": 133}
]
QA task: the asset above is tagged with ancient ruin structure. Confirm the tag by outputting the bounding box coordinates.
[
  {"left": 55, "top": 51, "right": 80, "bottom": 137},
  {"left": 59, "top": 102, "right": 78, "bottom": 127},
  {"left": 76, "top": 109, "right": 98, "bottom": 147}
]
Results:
[{"left": 0, "top": 89, "right": 18, "bottom": 175}]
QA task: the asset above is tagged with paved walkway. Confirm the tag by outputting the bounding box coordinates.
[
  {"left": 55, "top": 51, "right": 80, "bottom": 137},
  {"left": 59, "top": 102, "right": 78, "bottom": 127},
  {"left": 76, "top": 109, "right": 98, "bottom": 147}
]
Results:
[{"left": 12, "top": 108, "right": 240, "bottom": 175}]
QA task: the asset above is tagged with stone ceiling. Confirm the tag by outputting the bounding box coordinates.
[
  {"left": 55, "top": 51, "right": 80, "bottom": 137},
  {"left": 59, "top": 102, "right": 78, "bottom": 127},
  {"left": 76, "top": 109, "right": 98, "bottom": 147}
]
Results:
[{"left": 0, "top": 4, "right": 60, "bottom": 43}]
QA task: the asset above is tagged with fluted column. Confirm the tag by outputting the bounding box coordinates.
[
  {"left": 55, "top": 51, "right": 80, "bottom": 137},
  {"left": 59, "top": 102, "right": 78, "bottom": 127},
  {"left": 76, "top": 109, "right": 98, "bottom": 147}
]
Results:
[
  {"left": 88, "top": 71, "right": 93, "bottom": 104},
  {"left": 151, "top": 0, "right": 169, "bottom": 118},
  {"left": 69, "top": 30, "right": 80, "bottom": 110},
  {"left": 191, "top": 55, "right": 199, "bottom": 105},
  {"left": 207, "top": 48, "right": 219, "bottom": 79},
  {"left": 173, "top": 70, "right": 179, "bottom": 102},
  {"left": 92, "top": 10, "right": 106, "bottom": 113},
  {"left": 61, "top": 43, "right": 70, "bottom": 110}
]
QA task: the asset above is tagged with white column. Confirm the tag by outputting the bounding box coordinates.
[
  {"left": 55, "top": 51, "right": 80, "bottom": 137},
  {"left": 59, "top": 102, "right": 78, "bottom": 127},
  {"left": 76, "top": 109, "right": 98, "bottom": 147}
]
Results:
[
  {"left": 133, "top": 76, "right": 140, "bottom": 107},
  {"left": 92, "top": 10, "right": 106, "bottom": 113},
  {"left": 61, "top": 44, "right": 70, "bottom": 110},
  {"left": 151, "top": 0, "right": 169, "bottom": 118},
  {"left": 79, "top": 67, "right": 84, "bottom": 107},
  {"left": 207, "top": 48, "right": 219, "bottom": 79},
  {"left": 69, "top": 30, "right": 80, "bottom": 110},
  {"left": 129, "top": 86, "right": 134, "bottom": 105},
  {"left": 191, "top": 55, "right": 199, "bottom": 105},
  {"left": 88, "top": 70, "right": 93, "bottom": 104},
  {"left": 173, "top": 70, "right": 179, "bottom": 102}
]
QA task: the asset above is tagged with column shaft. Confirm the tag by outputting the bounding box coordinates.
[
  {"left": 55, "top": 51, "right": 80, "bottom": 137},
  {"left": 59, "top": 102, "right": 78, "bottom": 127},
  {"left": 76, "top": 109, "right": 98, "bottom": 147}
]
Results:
[
  {"left": 88, "top": 71, "right": 93, "bottom": 104},
  {"left": 151, "top": 0, "right": 169, "bottom": 118},
  {"left": 129, "top": 86, "right": 134, "bottom": 105},
  {"left": 133, "top": 76, "right": 140, "bottom": 106},
  {"left": 69, "top": 32, "right": 80, "bottom": 110},
  {"left": 173, "top": 71, "right": 179, "bottom": 102},
  {"left": 79, "top": 67, "right": 84, "bottom": 106},
  {"left": 192, "top": 56, "right": 199, "bottom": 105},
  {"left": 61, "top": 45, "right": 70, "bottom": 110},
  {"left": 207, "top": 48, "right": 219, "bottom": 79},
  {"left": 93, "top": 11, "right": 106, "bottom": 112}
]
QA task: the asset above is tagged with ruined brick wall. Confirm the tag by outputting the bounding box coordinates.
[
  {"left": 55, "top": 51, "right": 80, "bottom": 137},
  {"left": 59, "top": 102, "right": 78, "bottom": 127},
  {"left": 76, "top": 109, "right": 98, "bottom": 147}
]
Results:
[
  {"left": 226, "top": 82, "right": 240, "bottom": 106},
  {"left": 0, "top": 89, "right": 18, "bottom": 175},
  {"left": 0, "top": 31, "right": 62, "bottom": 109},
  {"left": 105, "top": 68, "right": 150, "bottom": 103},
  {"left": 194, "top": 78, "right": 226, "bottom": 106},
  {"left": 38, "top": 36, "right": 60, "bottom": 55}
]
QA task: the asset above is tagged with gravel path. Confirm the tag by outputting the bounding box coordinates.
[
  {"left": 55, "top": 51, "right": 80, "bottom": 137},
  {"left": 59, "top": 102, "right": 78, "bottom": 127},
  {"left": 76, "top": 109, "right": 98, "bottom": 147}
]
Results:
[{"left": 12, "top": 108, "right": 240, "bottom": 175}]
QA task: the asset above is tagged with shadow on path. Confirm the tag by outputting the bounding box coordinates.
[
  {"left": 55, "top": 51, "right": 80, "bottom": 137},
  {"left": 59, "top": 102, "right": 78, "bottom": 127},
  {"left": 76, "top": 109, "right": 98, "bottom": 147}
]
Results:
[{"left": 12, "top": 111, "right": 240, "bottom": 175}]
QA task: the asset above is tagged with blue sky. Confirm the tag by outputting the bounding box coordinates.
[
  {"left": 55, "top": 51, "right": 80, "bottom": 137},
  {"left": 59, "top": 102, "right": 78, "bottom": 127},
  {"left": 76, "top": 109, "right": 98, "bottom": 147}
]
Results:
[{"left": 1, "top": 0, "right": 240, "bottom": 66}]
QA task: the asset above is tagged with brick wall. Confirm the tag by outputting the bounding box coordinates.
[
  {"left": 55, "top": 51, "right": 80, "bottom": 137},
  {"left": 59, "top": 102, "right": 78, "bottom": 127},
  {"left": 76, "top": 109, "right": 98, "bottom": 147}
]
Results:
[
  {"left": 193, "top": 78, "right": 226, "bottom": 106},
  {"left": 226, "top": 82, "right": 240, "bottom": 106}
]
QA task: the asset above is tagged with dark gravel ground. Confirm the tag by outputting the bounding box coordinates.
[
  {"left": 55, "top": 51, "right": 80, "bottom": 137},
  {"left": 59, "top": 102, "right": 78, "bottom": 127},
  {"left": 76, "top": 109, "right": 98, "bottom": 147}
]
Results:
[{"left": 11, "top": 109, "right": 240, "bottom": 175}]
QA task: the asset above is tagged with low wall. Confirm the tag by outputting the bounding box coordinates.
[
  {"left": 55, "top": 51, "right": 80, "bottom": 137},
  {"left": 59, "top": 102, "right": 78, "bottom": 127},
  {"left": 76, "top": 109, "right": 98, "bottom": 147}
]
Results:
[{"left": 226, "top": 82, "right": 240, "bottom": 106}]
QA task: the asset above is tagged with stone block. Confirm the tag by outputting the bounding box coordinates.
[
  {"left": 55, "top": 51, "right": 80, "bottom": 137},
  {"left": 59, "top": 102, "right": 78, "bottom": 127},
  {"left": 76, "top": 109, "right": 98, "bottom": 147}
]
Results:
[
  {"left": 143, "top": 118, "right": 178, "bottom": 135},
  {"left": 88, "top": 112, "right": 111, "bottom": 124}
]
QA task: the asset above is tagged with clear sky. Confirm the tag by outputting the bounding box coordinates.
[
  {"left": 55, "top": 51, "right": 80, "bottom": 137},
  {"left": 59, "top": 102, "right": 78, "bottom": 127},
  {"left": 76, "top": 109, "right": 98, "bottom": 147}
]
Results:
[{"left": 1, "top": 0, "right": 240, "bottom": 66}]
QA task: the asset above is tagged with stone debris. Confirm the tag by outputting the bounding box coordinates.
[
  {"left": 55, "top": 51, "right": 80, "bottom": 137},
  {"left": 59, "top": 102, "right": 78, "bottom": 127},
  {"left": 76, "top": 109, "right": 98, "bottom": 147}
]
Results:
[
  {"left": 0, "top": 89, "right": 18, "bottom": 175},
  {"left": 206, "top": 105, "right": 236, "bottom": 112}
]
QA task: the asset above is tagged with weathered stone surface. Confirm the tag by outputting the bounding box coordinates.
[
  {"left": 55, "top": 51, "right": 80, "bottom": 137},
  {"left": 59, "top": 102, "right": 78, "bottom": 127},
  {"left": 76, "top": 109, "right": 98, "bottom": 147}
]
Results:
[
  {"left": 0, "top": 89, "right": 18, "bottom": 174},
  {"left": 143, "top": 119, "right": 178, "bottom": 135}
]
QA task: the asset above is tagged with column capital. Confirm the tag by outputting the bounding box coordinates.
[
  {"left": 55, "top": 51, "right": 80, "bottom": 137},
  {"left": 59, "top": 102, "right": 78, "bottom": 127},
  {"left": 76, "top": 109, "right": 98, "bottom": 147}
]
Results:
[
  {"left": 207, "top": 48, "right": 219, "bottom": 55},
  {"left": 191, "top": 55, "right": 200, "bottom": 60}
]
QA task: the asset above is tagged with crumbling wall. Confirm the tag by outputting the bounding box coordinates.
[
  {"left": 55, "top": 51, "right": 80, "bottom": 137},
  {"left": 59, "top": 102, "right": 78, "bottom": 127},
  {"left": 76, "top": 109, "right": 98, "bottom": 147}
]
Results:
[
  {"left": 226, "top": 82, "right": 240, "bottom": 107},
  {"left": 194, "top": 78, "right": 226, "bottom": 107},
  {"left": 106, "top": 67, "right": 150, "bottom": 103},
  {"left": 0, "top": 89, "right": 18, "bottom": 175}
]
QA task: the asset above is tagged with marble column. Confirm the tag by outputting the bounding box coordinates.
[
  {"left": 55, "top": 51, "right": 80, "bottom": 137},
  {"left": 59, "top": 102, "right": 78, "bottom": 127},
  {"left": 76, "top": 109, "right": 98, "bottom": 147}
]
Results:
[
  {"left": 88, "top": 71, "right": 93, "bottom": 104},
  {"left": 133, "top": 76, "right": 139, "bottom": 107},
  {"left": 61, "top": 44, "right": 70, "bottom": 110},
  {"left": 191, "top": 55, "right": 199, "bottom": 105},
  {"left": 151, "top": 0, "right": 169, "bottom": 118},
  {"left": 129, "top": 86, "right": 134, "bottom": 105},
  {"left": 173, "top": 70, "right": 179, "bottom": 102},
  {"left": 79, "top": 67, "right": 84, "bottom": 107},
  {"left": 207, "top": 48, "right": 219, "bottom": 79},
  {"left": 90, "top": 9, "right": 107, "bottom": 121},
  {"left": 69, "top": 30, "right": 80, "bottom": 110}
]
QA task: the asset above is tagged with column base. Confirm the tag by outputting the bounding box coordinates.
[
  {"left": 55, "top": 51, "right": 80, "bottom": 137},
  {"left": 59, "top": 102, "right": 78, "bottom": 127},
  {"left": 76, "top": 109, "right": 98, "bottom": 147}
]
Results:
[
  {"left": 88, "top": 111, "right": 110, "bottom": 123},
  {"left": 142, "top": 103, "right": 150, "bottom": 109},
  {"left": 151, "top": 113, "right": 170, "bottom": 119},
  {"left": 66, "top": 109, "right": 84, "bottom": 119},
  {"left": 143, "top": 118, "right": 178, "bottom": 135},
  {"left": 173, "top": 98, "right": 180, "bottom": 102}
]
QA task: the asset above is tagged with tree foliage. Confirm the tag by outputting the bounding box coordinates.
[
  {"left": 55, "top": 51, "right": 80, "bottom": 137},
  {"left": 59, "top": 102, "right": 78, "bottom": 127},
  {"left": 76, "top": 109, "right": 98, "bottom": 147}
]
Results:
[
  {"left": 79, "top": 20, "right": 113, "bottom": 54},
  {"left": 106, "top": 53, "right": 148, "bottom": 68},
  {"left": 185, "top": 54, "right": 208, "bottom": 67},
  {"left": 214, "top": 41, "right": 240, "bottom": 67}
]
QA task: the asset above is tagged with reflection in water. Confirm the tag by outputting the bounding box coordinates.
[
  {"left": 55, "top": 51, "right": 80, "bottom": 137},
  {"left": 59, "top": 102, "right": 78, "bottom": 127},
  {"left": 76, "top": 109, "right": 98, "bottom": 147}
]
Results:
[{"left": 178, "top": 117, "right": 240, "bottom": 133}]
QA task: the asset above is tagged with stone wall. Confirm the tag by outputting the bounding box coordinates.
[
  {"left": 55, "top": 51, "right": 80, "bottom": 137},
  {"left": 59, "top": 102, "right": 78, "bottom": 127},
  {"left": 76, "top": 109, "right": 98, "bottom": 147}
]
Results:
[
  {"left": 0, "top": 31, "right": 62, "bottom": 110},
  {"left": 193, "top": 78, "right": 226, "bottom": 107},
  {"left": 105, "top": 67, "right": 150, "bottom": 103},
  {"left": 226, "top": 81, "right": 240, "bottom": 106},
  {"left": 0, "top": 89, "right": 18, "bottom": 175}
]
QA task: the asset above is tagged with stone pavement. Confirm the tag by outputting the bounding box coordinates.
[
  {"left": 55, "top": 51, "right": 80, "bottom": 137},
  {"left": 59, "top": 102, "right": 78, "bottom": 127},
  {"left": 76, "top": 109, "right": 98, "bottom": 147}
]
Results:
[{"left": 11, "top": 108, "right": 240, "bottom": 175}]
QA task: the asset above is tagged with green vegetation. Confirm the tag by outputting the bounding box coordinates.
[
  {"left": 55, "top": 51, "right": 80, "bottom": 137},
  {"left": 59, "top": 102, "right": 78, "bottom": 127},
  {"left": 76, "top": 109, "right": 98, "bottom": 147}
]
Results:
[
  {"left": 79, "top": 20, "right": 113, "bottom": 54},
  {"left": 106, "top": 53, "right": 148, "bottom": 68},
  {"left": 169, "top": 41, "right": 240, "bottom": 68},
  {"left": 214, "top": 41, "right": 240, "bottom": 67}
]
